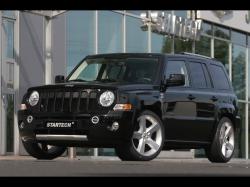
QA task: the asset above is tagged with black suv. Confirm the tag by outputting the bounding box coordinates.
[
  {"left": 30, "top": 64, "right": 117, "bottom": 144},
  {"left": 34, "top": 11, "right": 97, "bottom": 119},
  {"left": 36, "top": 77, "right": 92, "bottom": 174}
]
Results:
[{"left": 18, "top": 53, "right": 240, "bottom": 162}]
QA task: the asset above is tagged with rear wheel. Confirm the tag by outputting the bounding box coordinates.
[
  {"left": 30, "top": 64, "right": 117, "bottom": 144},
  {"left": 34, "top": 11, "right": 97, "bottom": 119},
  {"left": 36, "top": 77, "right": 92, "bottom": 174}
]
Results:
[
  {"left": 22, "top": 140, "right": 66, "bottom": 160},
  {"left": 115, "top": 110, "right": 165, "bottom": 161},
  {"left": 205, "top": 117, "right": 235, "bottom": 163}
]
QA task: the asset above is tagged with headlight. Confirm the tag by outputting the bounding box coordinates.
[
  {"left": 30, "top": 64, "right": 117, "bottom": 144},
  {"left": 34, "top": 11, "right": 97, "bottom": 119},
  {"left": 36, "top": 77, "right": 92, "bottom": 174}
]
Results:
[
  {"left": 99, "top": 91, "right": 115, "bottom": 107},
  {"left": 28, "top": 91, "right": 39, "bottom": 106}
]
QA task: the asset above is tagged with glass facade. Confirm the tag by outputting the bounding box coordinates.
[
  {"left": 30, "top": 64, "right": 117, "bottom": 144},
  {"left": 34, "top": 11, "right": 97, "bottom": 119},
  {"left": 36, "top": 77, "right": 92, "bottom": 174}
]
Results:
[{"left": 65, "top": 11, "right": 250, "bottom": 159}]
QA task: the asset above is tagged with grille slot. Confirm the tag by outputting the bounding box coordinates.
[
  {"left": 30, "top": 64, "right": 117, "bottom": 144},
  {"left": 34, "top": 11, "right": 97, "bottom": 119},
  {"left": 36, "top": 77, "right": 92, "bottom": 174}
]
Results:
[{"left": 38, "top": 89, "right": 101, "bottom": 113}]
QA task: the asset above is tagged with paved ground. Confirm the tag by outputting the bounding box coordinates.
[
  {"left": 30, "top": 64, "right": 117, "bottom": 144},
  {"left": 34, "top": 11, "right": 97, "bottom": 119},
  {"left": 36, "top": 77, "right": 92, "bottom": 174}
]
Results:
[{"left": 0, "top": 156, "right": 249, "bottom": 176}]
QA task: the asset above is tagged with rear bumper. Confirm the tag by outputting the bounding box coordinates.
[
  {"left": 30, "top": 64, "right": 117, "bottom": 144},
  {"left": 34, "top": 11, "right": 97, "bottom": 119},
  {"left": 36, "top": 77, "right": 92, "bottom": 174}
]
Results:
[{"left": 18, "top": 110, "right": 135, "bottom": 147}]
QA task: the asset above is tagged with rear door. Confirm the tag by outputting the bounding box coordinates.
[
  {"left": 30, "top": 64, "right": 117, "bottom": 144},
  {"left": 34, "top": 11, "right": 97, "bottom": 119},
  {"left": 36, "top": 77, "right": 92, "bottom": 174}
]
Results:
[{"left": 185, "top": 59, "right": 217, "bottom": 142}]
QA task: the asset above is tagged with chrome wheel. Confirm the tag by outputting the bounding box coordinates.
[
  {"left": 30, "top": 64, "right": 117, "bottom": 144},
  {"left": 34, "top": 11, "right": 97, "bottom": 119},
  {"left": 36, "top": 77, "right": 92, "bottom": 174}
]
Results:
[
  {"left": 132, "top": 115, "right": 163, "bottom": 157},
  {"left": 219, "top": 122, "right": 234, "bottom": 158}
]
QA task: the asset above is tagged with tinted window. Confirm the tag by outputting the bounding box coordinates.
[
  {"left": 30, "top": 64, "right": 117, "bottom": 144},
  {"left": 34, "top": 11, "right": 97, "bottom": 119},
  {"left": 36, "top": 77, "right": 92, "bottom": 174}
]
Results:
[
  {"left": 202, "top": 64, "right": 212, "bottom": 88},
  {"left": 165, "top": 61, "right": 189, "bottom": 86},
  {"left": 189, "top": 62, "right": 207, "bottom": 88},
  {"left": 210, "top": 64, "right": 230, "bottom": 90}
]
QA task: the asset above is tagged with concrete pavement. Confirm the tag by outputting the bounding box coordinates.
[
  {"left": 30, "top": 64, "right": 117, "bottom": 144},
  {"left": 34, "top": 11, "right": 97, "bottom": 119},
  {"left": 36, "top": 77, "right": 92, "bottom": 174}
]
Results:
[{"left": 0, "top": 156, "right": 249, "bottom": 176}]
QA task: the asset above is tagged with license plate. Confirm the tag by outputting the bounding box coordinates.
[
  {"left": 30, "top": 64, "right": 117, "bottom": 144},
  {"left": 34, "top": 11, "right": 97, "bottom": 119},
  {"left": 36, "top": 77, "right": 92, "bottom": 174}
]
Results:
[{"left": 46, "top": 121, "right": 77, "bottom": 128}]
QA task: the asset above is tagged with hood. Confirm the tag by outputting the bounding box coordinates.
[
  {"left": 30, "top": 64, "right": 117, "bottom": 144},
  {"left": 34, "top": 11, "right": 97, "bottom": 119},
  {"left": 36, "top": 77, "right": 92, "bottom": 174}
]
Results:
[{"left": 27, "top": 81, "right": 159, "bottom": 92}]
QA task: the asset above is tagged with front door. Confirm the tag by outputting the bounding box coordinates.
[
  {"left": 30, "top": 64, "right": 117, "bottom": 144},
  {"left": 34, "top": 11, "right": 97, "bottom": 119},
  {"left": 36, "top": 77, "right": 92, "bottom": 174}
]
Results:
[
  {"left": 0, "top": 11, "right": 18, "bottom": 155},
  {"left": 163, "top": 58, "right": 197, "bottom": 141}
]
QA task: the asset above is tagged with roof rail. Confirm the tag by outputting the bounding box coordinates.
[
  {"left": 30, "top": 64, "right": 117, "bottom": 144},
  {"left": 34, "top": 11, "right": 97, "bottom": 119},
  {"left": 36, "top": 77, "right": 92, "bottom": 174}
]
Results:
[{"left": 179, "top": 52, "right": 212, "bottom": 60}]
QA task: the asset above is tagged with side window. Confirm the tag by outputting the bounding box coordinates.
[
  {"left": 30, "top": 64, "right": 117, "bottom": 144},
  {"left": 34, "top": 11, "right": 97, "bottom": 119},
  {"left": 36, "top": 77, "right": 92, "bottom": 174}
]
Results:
[
  {"left": 188, "top": 62, "right": 207, "bottom": 88},
  {"left": 202, "top": 64, "right": 212, "bottom": 88},
  {"left": 165, "top": 60, "right": 189, "bottom": 87},
  {"left": 209, "top": 64, "right": 230, "bottom": 90}
]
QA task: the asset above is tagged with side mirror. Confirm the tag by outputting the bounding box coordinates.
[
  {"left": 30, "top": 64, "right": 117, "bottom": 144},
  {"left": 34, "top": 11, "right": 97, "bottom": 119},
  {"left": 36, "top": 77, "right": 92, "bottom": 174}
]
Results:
[
  {"left": 166, "top": 74, "right": 185, "bottom": 87},
  {"left": 55, "top": 75, "right": 65, "bottom": 83}
]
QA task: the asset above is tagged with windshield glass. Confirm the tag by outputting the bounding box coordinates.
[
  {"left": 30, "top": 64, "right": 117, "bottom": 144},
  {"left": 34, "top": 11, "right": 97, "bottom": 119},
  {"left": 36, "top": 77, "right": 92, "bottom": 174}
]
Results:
[{"left": 67, "top": 57, "right": 159, "bottom": 84}]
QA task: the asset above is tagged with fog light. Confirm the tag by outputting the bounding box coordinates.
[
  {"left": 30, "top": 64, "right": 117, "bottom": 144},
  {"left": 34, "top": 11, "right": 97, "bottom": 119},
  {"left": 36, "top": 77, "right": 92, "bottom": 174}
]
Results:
[
  {"left": 20, "top": 104, "right": 27, "bottom": 110},
  {"left": 27, "top": 115, "right": 33, "bottom": 123},
  {"left": 108, "top": 122, "right": 119, "bottom": 131}
]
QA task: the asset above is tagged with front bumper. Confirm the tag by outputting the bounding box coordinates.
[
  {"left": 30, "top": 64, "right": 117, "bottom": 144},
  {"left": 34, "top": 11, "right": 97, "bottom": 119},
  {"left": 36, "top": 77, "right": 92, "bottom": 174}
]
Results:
[{"left": 18, "top": 109, "right": 135, "bottom": 147}]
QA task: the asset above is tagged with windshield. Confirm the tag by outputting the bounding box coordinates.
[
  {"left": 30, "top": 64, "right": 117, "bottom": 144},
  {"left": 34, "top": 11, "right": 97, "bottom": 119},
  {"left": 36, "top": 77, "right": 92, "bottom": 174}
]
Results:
[{"left": 67, "top": 57, "right": 159, "bottom": 84}]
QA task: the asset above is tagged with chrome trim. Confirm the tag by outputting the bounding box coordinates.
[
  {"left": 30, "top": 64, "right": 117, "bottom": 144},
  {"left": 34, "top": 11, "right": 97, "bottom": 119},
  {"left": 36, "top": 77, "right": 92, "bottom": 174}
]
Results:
[{"left": 36, "top": 134, "right": 88, "bottom": 141}]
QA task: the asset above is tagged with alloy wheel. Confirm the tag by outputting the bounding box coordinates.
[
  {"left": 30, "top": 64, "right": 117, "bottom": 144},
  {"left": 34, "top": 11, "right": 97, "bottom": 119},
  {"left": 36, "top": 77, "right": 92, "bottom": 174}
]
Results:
[
  {"left": 132, "top": 115, "right": 163, "bottom": 157},
  {"left": 219, "top": 122, "right": 234, "bottom": 158}
]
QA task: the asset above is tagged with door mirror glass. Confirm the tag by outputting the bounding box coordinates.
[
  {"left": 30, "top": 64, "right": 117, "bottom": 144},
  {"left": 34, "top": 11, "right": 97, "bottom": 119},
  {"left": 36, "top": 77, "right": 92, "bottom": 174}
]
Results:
[
  {"left": 55, "top": 75, "right": 65, "bottom": 83},
  {"left": 166, "top": 74, "right": 185, "bottom": 87}
]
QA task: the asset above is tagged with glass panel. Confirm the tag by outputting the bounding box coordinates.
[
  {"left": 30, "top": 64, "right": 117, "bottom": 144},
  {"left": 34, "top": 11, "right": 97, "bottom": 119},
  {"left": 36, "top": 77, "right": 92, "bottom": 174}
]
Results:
[
  {"left": 98, "top": 11, "right": 123, "bottom": 53},
  {"left": 195, "top": 35, "right": 211, "bottom": 57},
  {"left": 174, "top": 38, "right": 192, "bottom": 53},
  {"left": 249, "top": 48, "right": 250, "bottom": 101},
  {"left": 232, "top": 44, "right": 246, "bottom": 100},
  {"left": 248, "top": 35, "right": 250, "bottom": 47},
  {"left": 214, "top": 25, "right": 230, "bottom": 40},
  {"left": 126, "top": 16, "right": 148, "bottom": 52},
  {"left": 151, "top": 33, "right": 172, "bottom": 53},
  {"left": 174, "top": 10, "right": 187, "bottom": 18},
  {"left": 76, "top": 147, "right": 94, "bottom": 156},
  {"left": 5, "top": 94, "right": 14, "bottom": 152},
  {"left": 2, "top": 11, "right": 15, "bottom": 18},
  {"left": 3, "top": 20, "right": 14, "bottom": 59},
  {"left": 234, "top": 102, "right": 246, "bottom": 158},
  {"left": 231, "top": 30, "right": 247, "bottom": 46},
  {"left": 7, "top": 62, "right": 14, "bottom": 89},
  {"left": 66, "top": 11, "right": 95, "bottom": 75},
  {"left": 214, "top": 39, "right": 229, "bottom": 72},
  {"left": 202, "top": 22, "right": 212, "bottom": 35},
  {"left": 98, "top": 148, "right": 116, "bottom": 156}
]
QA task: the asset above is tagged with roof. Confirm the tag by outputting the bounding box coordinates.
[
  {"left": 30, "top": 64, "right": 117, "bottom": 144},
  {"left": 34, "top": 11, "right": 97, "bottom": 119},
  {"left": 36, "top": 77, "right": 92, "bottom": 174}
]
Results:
[{"left": 86, "top": 52, "right": 223, "bottom": 65}]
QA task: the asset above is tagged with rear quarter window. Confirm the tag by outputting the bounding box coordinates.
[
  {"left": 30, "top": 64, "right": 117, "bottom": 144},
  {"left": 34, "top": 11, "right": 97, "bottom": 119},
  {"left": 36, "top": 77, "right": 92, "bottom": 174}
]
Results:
[{"left": 209, "top": 64, "right": 230, "bottom": 90}]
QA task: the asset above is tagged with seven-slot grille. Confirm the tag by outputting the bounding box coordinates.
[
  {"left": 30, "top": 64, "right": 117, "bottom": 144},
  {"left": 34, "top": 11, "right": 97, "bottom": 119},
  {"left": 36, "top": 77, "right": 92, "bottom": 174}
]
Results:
[{"left": 38, "top": 89, "right": 99, "bottom": 113}]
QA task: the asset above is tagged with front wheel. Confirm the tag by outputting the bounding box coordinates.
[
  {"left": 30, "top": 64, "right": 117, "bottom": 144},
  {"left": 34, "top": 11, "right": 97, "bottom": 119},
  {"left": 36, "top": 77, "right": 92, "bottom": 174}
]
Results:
[
  {"left": 205, "top": 117, "right": 235, "bottom": 163},
  {"left": 22, "top": 140, "right": 66, "bottom": 160},
  {"left": 115, "top": 110, "right": 165, "bottom": 161}
]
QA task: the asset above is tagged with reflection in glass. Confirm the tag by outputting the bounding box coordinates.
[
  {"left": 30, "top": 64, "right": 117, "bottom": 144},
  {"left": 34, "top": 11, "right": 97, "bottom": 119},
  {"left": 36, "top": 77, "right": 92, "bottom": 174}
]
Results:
[
  {"left": 66, "top": 11, "right": 95, "bottom": 75},
  {"left": 214, "top": 39, "right": 229, "bottom": 72},
  {"left": 232, "top": 44, "right": 246, "bottom": 100},
  {"left": 3, "top": 20, "right": 14, "bottom": 59},
  {"left": 202, "top": 22, "right": 212, "bottom": 35},
  {"left": 98, "top": 11, "right": 123, "bottom": 53},
  {"left": 126, "top": 16, "right": 148, "bottom": 52},
  {"left": 174, "top": 10, "right": 187, "bottom": 18},
  {"left": 231, "top": 30, "right": 246, "bottom": 46},
  {"left": 234, "top": 102, "right": 245, "bottom": 158},
  {"left": 174, "top": 38, "right": 192, "bottom": 53},
  {"left": 3, "top": 11, "right": 15, "bottom": 18},
  {"left": 151, "top": 33, "right": 172, "bottom": 53},
  {"left": 214, "top": 25, "right": 230, "bottom": 39},
  {"left": 5, "top": 94, "right": 14, "bottom": 152},
  {"left": 195, "top": 36, "right": 211, "bottom": 57}
]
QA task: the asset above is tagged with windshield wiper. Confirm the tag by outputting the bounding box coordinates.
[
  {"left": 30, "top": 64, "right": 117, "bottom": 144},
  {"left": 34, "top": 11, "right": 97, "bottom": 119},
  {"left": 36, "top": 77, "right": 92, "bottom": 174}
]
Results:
[{"left": 67, "top": 79, "right": 88, "bottom": 82}]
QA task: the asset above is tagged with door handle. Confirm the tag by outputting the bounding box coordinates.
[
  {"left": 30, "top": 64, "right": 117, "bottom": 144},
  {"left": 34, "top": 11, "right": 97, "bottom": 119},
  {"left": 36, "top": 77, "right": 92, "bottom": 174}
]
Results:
[
  {"left": 187, "top": 94, "right": 196, "bottom": 100},
  {"left": 211, "top": 96, "right": 218, "bottom": 102}
]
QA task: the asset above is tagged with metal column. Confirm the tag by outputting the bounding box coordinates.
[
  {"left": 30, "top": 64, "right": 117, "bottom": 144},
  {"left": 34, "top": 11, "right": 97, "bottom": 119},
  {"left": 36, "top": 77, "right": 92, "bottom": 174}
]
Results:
[{"left": 44, "top": 17, "right": 52, "bottom": 85}]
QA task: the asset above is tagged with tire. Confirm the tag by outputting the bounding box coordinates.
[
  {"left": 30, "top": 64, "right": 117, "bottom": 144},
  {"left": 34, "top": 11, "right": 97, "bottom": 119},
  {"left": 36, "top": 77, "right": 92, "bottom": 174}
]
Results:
[
  {"left": 22, "top": 140, "right": 66, "bottom": 160},
  {"left": 115, "top": 110, "right": 165, "bottom": 161},
  {"left": 205, "top": 117, "right": 235, "bottom": 163}
]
